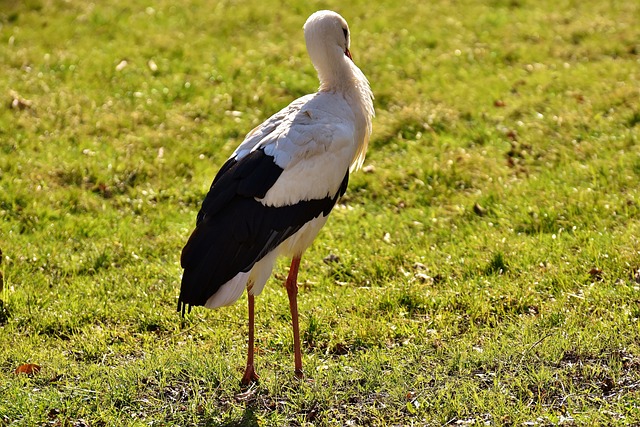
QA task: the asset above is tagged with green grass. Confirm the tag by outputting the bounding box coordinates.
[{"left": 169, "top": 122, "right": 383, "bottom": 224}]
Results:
[{"left": 1, "top": 0, "right": 639, "bottom": 425}]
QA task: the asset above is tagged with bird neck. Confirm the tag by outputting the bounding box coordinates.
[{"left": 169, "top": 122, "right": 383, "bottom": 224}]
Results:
[
  {"left": 316, "top": 53, "right": 355, "bottom": 91},
  {"left": 318, "top": 58, "right": 374, "bottom": 172}
]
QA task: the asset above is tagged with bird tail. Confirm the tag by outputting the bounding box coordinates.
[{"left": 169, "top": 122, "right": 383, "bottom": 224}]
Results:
[
  {"left": 177, "top": 270, "right": 250, "bottom": 316},
  {"left": 204, "top": 271, "right": 250, "bottom": 309}
]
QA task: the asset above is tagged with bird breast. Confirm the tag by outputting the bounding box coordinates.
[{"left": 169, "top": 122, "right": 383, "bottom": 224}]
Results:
[{"left": 258, "top": 94, "right": 358, "bottom": 208}]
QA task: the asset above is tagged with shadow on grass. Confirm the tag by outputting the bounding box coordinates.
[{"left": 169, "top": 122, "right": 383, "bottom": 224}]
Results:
[{"left": 217, "top": 408, "right": 259, "bottom": 427}]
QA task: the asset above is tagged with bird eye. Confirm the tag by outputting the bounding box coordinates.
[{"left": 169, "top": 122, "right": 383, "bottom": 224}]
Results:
[{"left": 342, "top": 27, "right": 349, "bottom": 41}]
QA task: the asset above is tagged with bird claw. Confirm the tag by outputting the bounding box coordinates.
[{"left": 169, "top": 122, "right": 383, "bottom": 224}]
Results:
[{"left": 240, "top": 365, "right": 260, "bottom": 388}]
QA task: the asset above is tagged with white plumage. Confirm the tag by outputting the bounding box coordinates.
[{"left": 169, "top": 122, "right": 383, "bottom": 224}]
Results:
[
  {"left": 242, "top": 94, "right": 357, "bottom": 206},
  {"left": 179, "top": 10, "right": 374, "bottom": 385}
]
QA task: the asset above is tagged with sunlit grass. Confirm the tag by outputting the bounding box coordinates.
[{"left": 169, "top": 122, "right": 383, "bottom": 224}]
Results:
[{"left": 1, "top": 0, "right": 639, "bottom": 425}]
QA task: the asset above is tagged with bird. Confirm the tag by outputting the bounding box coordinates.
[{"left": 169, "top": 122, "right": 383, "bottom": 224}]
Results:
[{"left": 178, "top": 10, "right": 374, "bottom": 386}]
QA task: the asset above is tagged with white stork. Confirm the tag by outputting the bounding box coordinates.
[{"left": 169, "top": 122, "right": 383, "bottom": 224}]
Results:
[{"left": 178, "top": 10, "right": 374, "bottom": 385}]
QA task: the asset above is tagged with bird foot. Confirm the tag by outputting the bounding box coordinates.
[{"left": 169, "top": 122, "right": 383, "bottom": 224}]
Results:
[
  {"left": 292, "top": 369, "right": 315, "bottom": 385},
  {"left": 240, "top": 365, "right": 260, "bottom": 388}
]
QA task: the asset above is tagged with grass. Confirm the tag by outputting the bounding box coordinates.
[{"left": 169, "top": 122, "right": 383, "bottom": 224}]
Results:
[{"left": 1, "top": 0, "right": 639, "bottom": 425}]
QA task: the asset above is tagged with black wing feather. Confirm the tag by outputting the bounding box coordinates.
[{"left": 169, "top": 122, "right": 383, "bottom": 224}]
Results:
[
  {"left": 196, "top": 150, "right": 279, "bottom": 226},
  {"left": 178, "top": 148, "right": 349, "bottom": 313}
]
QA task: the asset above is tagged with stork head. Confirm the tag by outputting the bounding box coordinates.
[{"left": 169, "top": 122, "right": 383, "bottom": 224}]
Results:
[{"left": 303, "top": 10, "right": 354, "bottom": 87}]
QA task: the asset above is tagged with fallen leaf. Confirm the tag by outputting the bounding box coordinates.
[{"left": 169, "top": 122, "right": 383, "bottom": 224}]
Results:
[
  {"left": 9, "top": 90, "right": 32, "bottom": 110},
  {"left": 473, "top": 202, "right": 487, "bottom": 216},
  {"left": 331, "top": 342, "right": 349, "bottom": 355},
  {"left": 115, "top": 60, "right": 128, "bottom": 71},
  {"left": 415, "top": 273, "right": 431, "bottom": 282},
  {"left": 362, "top": 164, "right": 376, "bottom": 173},
  {"left": 15, "top": 363, "right": 41, "bottom": 375},
  {"left": 93, "top": 183, "right": 112, "bottom": 199},
  {"left": 323, "top": 253, "right": 340, "bottom": 264},
  {"left": 588, "top": 268, "right": 603, "bottom": 281},
  {"left": 506, "top": 129, "right": 518, "bottom": 141},
  {"left": 413, "top": 262, "right": 426, "bottom": 270}
]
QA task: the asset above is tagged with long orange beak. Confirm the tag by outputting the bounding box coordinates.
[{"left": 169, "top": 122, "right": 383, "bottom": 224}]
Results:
[{"left": 345, "top": 48, "right": 353, "bottom": 61}]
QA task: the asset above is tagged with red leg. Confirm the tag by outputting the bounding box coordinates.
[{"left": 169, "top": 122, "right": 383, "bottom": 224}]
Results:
[
  {"left": 285, "top": 256, "right": 304, "bottom": 379},
  {"left": 240, "top": 293, "right": 259, "bottom": 386}
]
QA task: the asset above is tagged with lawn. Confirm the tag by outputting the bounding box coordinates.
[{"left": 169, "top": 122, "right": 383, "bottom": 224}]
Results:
[{"left": 1, "top": 0, "right": 639, "bottom": 425}]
